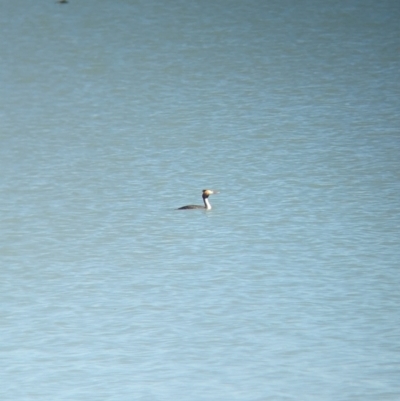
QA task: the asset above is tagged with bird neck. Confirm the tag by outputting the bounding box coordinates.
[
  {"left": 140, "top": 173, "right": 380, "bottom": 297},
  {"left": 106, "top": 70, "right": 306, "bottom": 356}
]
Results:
[{"left": 203, "top": 196, "right": 212, "bottom": 210}]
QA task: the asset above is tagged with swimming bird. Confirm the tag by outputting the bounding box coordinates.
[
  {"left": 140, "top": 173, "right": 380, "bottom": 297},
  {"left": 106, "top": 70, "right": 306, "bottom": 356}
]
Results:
[{"left": 177, "top": 189, "right": 219, "bottom": 210}]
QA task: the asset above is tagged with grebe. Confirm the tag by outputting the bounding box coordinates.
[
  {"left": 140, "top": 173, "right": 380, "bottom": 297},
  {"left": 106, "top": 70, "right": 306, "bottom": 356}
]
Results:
[{"left": 177, "top": 189, "right": 219, "bottom": 210}]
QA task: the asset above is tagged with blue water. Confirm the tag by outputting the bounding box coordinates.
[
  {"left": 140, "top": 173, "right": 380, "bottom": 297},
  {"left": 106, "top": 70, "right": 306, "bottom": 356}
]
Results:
[{"left": 1, "top": 1, "right": 399, "bottom": 400}]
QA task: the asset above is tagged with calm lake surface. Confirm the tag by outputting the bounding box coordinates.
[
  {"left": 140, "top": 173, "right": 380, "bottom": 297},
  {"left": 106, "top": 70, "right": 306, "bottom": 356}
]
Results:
[{"left": 1, "top": 1, "right": 399, "bottom": 400}]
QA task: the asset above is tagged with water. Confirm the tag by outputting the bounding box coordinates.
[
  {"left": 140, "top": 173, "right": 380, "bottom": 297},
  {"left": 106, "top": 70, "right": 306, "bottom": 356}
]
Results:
[{"left": 1, "top": 0, "right": 399, "bottom": 400}]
